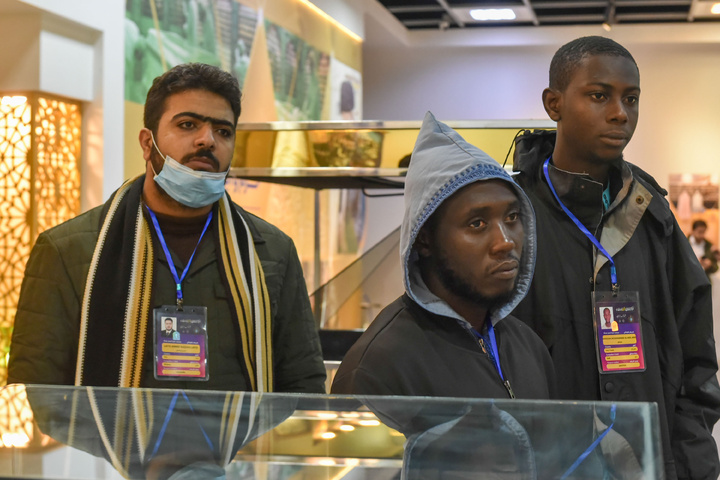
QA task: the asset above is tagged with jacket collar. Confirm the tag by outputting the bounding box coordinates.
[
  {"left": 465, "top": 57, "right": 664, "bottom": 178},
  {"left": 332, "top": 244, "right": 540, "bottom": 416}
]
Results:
[
  {"left": 234, "top": 204, "right": 267, "bottom": 246},
  {"left": 514, "top": 129, "right": 637, "bottom": 231},
  {"left": 513, "top": 130, "right": 663, "bottom": 279}
]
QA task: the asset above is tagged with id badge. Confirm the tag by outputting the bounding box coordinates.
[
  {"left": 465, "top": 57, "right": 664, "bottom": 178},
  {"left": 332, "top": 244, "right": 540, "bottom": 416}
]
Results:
[
  {"left": 153, "top": 305, "right": 209, "bottom": 381},
  {"left": 592, "top": 291, "right": 645, "bottom": 373}
]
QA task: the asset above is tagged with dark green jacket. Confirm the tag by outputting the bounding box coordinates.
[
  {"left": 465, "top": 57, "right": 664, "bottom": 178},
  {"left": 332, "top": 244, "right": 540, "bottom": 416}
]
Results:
[{"left": 8, "top": 197, "right": 326, "bottom": 393}]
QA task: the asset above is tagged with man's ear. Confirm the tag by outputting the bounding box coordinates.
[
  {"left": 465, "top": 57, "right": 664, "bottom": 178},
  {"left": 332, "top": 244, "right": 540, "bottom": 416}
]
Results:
[
  {"left": 415, "top": 226, "right": 433, "bottom": 259},
  {"left": 139, "top": 128, "right": 154, "bottom": 162},
  {"left": 542, "top": 87, "right": 562, "bottom": 122}
]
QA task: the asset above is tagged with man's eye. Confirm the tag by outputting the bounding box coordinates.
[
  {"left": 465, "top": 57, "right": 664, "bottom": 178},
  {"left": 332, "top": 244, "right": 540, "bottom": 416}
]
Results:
[
  {"left": 217, "top": 128, "right": 233, "bottom": 138},
  {"left": 506, "top": 211, "right": 520, "bottom": 222},
  {"left": 470, "top": 219, "right": 487, "bottom": 228},
  {"left": 590, "top": 93, "right": 606, "bottom": 101},
  {"left": 179, "top": 121, "right": 195, "bottom": 129},
  {"left": 625, "top": 96, "right": 638, "bottom": 105}
]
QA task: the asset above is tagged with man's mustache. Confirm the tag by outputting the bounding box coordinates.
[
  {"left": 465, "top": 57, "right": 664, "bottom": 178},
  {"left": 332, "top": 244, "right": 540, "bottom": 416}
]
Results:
[{"left": 181, "top": 149, "right": 220, "bottom": 170}]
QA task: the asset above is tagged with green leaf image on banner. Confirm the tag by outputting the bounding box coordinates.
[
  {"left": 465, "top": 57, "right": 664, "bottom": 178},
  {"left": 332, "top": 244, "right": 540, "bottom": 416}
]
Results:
[
  {"left": 125, "top": 0, "right": 258, "bottom": 104},
  {"left": 265, "top": 20, "right": 329, "bottom": 121}
]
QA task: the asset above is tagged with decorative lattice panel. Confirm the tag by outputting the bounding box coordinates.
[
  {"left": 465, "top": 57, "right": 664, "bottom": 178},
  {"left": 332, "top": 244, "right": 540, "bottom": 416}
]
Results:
[
  {"left": 34, "top": 96, "right": 82, "bottom": 234},
  {"left": 0, "top": 385, "right": 33, "bottom": 447},
  {"left": 0, "top": 94, "right": 81, "bottom": 388}
]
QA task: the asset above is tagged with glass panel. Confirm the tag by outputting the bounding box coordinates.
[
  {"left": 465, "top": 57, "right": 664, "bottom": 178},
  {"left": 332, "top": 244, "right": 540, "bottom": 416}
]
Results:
[{"left": 0, "top": 384, "right": 663, "bottom": 479}]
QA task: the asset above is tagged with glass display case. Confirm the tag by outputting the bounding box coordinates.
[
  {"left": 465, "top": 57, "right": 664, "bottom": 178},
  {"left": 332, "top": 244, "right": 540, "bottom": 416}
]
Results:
[{"left": 0, "top": 384, "right": 662, "bottom": 479}]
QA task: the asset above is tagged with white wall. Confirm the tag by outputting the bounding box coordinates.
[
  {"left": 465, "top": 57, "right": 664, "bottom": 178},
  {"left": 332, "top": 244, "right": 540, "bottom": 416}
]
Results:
[
  {"left": 308, "top": 0, "right": 365, "bottom": 39},
  {"left": 361, "top": 17, "right": 720, "bottom": 189},
  {"left": 8, "top": 0, "right": 126, "bottom": 208}
]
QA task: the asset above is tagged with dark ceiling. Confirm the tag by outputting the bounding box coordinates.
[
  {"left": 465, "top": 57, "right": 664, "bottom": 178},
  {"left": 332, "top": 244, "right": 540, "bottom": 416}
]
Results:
[{"left": 376, "top": 0, "right": 720, "bottom": 30}]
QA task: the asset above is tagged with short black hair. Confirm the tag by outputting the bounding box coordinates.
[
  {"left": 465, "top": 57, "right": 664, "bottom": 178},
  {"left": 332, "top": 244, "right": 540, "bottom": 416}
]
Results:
[
  {"left": 144, "top": 63, "right": 242, "bottom": 133},
  {"left": 549, "top": 36, "right": 638, "bottom": 92},
  {"left": 693, "top": 219, "right": 708, "bottom": 230}
]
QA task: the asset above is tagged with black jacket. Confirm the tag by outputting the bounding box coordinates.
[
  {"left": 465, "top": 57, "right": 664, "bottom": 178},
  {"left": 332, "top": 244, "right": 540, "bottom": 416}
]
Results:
[
  {"left": 511, "top": 130, "right": 720, "bottom": 480},
  {"left": 332, "top": 294, "right": 555, "bottom": 400},
  {"left": 332, "top": 295, "right": 570, "bottom": 479}
]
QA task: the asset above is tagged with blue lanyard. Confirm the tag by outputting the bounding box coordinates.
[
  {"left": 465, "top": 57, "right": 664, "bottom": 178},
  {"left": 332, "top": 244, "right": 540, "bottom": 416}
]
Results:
[
  {"left": 146, "top": 206, "right": 213, "bottom": 309},
  {"left": 560, "top": 404, "right": 617, "bottom": 479},
  {"left": 543, "top": 158, "right": 618, "bottom": 294},
  {"left": 473, "top": 323, "right": 504, "bottom": 381},
  {"left": 148, "top": 390, "right": 215, "bottom": 461}
]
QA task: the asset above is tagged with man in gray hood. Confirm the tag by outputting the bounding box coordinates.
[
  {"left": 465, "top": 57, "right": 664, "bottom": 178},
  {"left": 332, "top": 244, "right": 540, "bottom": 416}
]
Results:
[{"left": 331, "top": 112, "right": 555, "bottom": 400}]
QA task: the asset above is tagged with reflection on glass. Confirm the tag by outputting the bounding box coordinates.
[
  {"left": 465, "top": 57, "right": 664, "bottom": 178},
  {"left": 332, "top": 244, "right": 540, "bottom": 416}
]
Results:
[{"left": 0, "top": 384, "right": 662, "bottom": 479}]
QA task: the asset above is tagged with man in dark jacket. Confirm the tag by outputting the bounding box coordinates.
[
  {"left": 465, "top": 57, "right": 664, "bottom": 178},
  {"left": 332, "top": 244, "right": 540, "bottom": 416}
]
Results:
[
  {"left": 331, "top": 112, "right": 558, "bottom": 479},
  {"left": 511, "top": 36, "right": 720, "bottom": 479},
  {"left": 8, "top": 63, "right": 325, "bottom": 393},
  {"left": 332, "top": 111, "right": 555, "bottom": 400},
  {"left": 688, "top": 219, "right": 719, "bottom": 278}
]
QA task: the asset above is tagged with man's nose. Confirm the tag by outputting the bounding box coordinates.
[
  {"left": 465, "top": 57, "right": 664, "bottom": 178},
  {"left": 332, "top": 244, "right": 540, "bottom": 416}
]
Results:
[
  {"left": 490, "top": 222, "right": 516, "bottom": 254},
  {"left": 194, "top": 123, "right": 216, "bottom": 149},
  {"left": 608, "top": 98, "right": 629, "bottom": 123}
]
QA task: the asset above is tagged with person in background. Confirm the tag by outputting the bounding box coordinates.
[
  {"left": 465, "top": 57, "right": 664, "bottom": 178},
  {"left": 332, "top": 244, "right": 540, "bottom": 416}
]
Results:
[
  {"left": 511, "top": 36, "right": 720, "bottom": 479},
  {"left": 688, "top": 219, "right": 718, "bottom": 278},
  {"left": 332, "top": 111, "right": 555, "bottom": 400},
  {"left": 8, "top": 63, "right": 325, "bottom": 393}
]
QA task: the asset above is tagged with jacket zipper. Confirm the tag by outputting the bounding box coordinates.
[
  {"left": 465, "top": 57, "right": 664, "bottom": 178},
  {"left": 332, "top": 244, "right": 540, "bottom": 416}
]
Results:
[{"left": 476, "top": 336, "right": 515, "bottom": 399}]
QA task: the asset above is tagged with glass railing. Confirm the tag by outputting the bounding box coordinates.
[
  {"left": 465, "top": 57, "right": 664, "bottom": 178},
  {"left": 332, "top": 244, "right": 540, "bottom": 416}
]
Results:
[{"left": 0, "top": 383, "right": 662, "bottom": 479}]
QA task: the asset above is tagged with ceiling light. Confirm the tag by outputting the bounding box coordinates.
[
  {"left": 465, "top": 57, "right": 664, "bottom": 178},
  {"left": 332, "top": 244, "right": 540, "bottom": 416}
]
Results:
[
  {"left": 690, "top": 1, "right": 720, "bottom": 18},
  {"left": 454, "top": 6, "right": 532, "bottom": 23},
  {"left": 469, "top": 8, "right": 516, "bottom": 21},
  {"left": 339, "top": 424, "right": 355, "bottom": 432},
  {"left": 320, "top": 431, "right": 336, "bottom": 439}
]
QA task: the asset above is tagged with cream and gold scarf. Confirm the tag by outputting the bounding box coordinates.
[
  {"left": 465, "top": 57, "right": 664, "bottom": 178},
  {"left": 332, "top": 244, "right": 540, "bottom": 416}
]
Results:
[{"left": 74, "top": 176, "right": 272, "bottom": 391}]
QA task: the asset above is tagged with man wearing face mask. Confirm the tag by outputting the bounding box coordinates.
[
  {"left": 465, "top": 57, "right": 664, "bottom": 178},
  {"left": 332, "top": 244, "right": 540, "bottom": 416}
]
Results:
[{"left": 7, "top": 63, "right": 326, "bottom": 393}]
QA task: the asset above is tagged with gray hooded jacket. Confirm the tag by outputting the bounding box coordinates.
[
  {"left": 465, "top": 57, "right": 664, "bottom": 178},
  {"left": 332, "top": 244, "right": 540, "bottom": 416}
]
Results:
[
  {"left": 332, "top": 112, "right": 554, "bottom": 401},
  {"left": 401, "top": 111, "right": 536, "bottom": 328}
]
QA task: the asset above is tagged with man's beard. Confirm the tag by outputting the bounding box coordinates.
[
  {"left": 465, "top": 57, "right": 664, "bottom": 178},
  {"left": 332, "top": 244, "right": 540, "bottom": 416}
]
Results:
[
  {"left": 435, "top": 253, "right": 517, "bottom": 312},
  {"left": 149, "top": 148, "right": 164, "bottom": 176}
]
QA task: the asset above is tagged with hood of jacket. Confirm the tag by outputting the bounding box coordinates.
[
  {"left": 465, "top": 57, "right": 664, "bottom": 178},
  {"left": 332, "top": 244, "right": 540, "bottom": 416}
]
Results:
[
  {"left": 512, "top": 129, "right": 556, "bottom": 177},
  {"left": 401, "top": 112, "right": 537, "bottom": 325}
]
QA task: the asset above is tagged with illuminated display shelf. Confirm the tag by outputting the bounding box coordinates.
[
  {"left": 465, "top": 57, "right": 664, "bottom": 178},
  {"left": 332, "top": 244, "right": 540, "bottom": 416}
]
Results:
[{"left": 230, "top": 119, "right": 555, "bottom": 190}]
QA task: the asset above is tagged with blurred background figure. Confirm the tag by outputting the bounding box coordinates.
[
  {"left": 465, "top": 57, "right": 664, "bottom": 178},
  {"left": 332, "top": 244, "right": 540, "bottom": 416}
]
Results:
[{"left": 688, "top": 220, "right": 718, "bottom": 278}]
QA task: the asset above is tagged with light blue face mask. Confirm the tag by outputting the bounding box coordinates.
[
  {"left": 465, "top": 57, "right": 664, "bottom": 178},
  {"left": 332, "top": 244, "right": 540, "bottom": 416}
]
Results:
[{"left": 150, "top": 132, "right": 229, "bottom": 208}]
